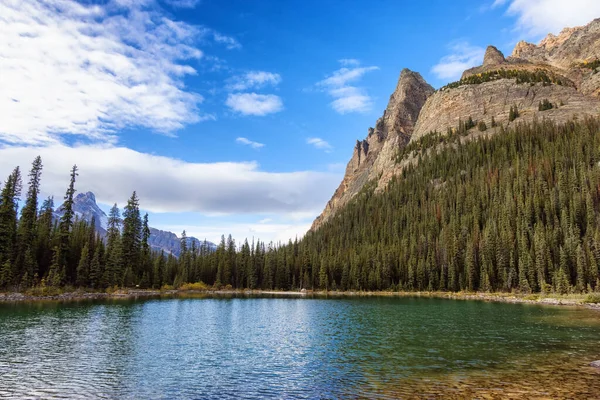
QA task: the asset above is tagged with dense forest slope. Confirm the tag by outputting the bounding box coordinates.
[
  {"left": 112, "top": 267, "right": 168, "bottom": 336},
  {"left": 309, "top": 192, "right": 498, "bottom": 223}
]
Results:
[{"left": 303, "top": 118, "right": 600, "bottom": 293}]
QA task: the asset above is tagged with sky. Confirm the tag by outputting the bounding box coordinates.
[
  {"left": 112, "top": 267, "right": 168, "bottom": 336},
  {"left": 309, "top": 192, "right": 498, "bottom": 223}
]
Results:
[{"left": 0, "top": 0, "right": 599, "bottom": 245}]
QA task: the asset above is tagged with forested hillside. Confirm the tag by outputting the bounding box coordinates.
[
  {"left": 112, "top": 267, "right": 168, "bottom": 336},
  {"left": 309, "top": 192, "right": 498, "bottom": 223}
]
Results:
[
  {"left": 300, "top": 118, "right": 600, "bottom": 293},
  {"left": 1, "top": 118, "right": 600, "bottom": 294}
]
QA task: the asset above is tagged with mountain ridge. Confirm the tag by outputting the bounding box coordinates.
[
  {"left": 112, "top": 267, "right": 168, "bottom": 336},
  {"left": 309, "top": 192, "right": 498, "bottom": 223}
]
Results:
[{"left": 311, "top": 17, "right": 600, "bottom": 232}]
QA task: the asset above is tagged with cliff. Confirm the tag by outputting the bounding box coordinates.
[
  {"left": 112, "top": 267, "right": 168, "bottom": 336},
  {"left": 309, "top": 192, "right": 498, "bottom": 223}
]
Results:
[{"left": 311, "top": 69, "right": 434, "bottom": 230}]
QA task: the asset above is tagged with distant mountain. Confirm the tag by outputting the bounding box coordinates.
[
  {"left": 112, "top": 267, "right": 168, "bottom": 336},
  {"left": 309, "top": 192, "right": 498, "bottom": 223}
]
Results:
[{"left": 54, "top": 191, "right": 216, "bottom": 256}]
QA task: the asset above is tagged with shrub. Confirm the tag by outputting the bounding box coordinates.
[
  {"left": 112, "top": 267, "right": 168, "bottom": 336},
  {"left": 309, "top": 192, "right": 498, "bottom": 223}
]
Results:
[
  {"left": 26, "top": 285, "right": 63, "bottom": 297},
  {"left": 179, "top": 282, "right": 210, "bottom": 291},
  {"left": 509, "top": 105, "right": 519, "bottom": 122},
  {"left": 538, "top": 99, "right": 553, "bottom": 111},
  {"left": 478, "top": 120, "right": 487, "bottom": 131},
  {"left": 583, "top": 293, "right": 600, "bottom": 303},
  {"left": 160, "top": 284, "right": 174, "bottom": 291}
]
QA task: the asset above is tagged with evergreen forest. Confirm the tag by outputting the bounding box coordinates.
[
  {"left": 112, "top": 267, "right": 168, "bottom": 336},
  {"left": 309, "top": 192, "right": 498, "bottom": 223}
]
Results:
[{"left": 1, "top": 118, "right": 600, "bottom": 294}]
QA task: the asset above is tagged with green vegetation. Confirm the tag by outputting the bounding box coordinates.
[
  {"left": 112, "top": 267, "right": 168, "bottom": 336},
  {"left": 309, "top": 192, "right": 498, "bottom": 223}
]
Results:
[
  {"left": 538, "top": 99, "right": 554, "bottom": 111},
  {"left": 301, "top": 118, "right": 600, "bottom": 293},
  {"left": 440, "top": 69, "right": 566, "bottom": 91},
  {"left": 478, "top": 120, "right": 487, "bottom": 131},
  {"left": 509, "top": 105, "right": 520, "bottom": 122},
  {"left": 580, "top": 59, "right": 600, "bottom": 74},
  {"left": 2, "top": 119, "right": 600, "bottom": 295},
  {"left": 583, "top": 293, "right": 600, "bottom": 303}
]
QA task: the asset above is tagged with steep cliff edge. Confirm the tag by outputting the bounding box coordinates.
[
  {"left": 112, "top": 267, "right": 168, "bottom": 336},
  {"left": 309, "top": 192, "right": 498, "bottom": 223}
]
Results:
[
  {"left": 311, "top": 69, "right": 434, "bottom": 231},
  {"left": 312, "top": 18, "right": 600, "bottom": 232}
]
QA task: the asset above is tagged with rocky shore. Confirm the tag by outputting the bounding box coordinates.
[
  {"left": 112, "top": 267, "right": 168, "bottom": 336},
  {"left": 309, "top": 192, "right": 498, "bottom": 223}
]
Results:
[{"left": 1, "top": 288, "right": 599, "bottom": 310}]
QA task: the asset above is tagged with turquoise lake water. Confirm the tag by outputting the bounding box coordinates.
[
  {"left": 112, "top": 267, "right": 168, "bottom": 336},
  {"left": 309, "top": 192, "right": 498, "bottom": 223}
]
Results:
[{"left": 0, "top": 295, "right": 599, "bottom": 399}]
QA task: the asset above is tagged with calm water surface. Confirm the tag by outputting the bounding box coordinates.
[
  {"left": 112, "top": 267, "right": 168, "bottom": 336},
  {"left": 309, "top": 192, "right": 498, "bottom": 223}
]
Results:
[{"left": 0, "top": 296, "right": 599, "bottom": 399}]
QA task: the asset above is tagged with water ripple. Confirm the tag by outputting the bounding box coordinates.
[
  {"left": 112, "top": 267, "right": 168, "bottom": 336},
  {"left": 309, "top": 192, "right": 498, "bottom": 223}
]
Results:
[{"left": 0, "top": 296, "right": 599, "bottom": 398}]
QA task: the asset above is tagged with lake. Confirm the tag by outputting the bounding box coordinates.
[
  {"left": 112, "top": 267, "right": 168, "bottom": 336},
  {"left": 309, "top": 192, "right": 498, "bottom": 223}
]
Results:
[{"left": 0, "top": 295, "right": 599, "bottom": 399}]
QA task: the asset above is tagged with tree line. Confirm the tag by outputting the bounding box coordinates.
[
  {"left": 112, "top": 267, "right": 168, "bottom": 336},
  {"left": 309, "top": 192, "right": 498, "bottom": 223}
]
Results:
[{"left": 1, "top": 117, "right": 600, "bottom": 294}]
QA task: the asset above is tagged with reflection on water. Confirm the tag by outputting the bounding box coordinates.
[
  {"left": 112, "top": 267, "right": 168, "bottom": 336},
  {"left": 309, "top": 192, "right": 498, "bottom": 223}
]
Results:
[{"left": 0, "top": 296, "right": 599, "bottom": 399}]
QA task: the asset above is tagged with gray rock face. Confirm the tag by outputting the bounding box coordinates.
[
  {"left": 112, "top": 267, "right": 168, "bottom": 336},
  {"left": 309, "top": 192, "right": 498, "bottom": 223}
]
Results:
[
  {"left": 311, "top": 69, "right": 434, "bottom": 231},
  {"left": 483, "top": 45, "right": 506, "bottom": 67},
  {"left": 591, "top": 360, "right": 600, "bottom": 368},
  {"left": 511, "top": 19, "right": 600, "bottom": 70},
  {"left": 413, "top": 79, "right": 600, "bottom": 141},
  {"left": 148, "top": 227, "right": 217, "bottom": 257}
]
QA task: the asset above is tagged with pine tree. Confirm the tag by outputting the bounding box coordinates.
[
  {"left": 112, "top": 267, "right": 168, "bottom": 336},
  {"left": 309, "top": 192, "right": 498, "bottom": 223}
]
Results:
[
  {"left": 58, "top": 165, "right": 78, "bottom": 282},
  {"left": 89, "top": 245, "right": 102, "bottom": 288},
  {"left": 104, "top": 204, "right": 122, "bottom": 287},
  {"left": 0, "top": 167, "right": 22, "bottom": 287},
  {"left": 16, "top": 156, "right": 43, "bottom": 282},
  {"left": 76, "top": 243, "right": 90, "bottom": 287},
  {"left": 121, "top": 192, "right": 142, "bottom": 285},
  {"left": 319, "top": 258, "right": 328, "bottom": 290}
]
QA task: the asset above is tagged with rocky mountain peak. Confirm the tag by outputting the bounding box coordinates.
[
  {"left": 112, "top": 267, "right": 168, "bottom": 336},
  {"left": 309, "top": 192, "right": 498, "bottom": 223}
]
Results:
[
  {"left": 483, "top": 45, "right": 505, "bottom": 67},
  {"left": 511, "top": 40, "right": 536, "bottom": 59},
  {"left": 77, "top": 191, "right": 96, "bottom": 202},
  {"left": 311, "top": 68, "right": 434, "bottom": 231}
]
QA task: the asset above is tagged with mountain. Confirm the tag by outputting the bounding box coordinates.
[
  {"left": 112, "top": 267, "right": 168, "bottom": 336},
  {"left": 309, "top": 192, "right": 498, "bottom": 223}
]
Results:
[
  {"left": 312, "top": 18, "right": 600, "bottom": 231},
  {"left": 55, "top": 192, "right": 216, "bottom": 256}
]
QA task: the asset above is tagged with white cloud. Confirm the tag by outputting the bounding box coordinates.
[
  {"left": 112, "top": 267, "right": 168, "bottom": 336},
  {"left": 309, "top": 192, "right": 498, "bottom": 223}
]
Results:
[
  {"left": 226, "top": 93, "right": 284, "bottom": 116},
  {"left": 0, "top": 144, "right": 340, "bottom": 216},
  {"left": 226, "top": 71, "right": 282, "bottom": 91},
  {"left": 212, "top": 32, "right": 242, "bottom": 50},
  {"left": 0, "top": 0, "right": 237, "bottom": 145},
  {"left": 307, "top": 137, "right": 333, "bottom": 152},
  {"left": 492, "top": 0, "right": 600, "bottom": 37},
  {"left": 338, "top": 58, "right": 360, "bottom": 66},
  {"left": 236, "top": 137, "right": 265, "bottom": 149},
  {"left": 163, "top": 0, "right": 202, "bottom": 9},
  {"left": 431, "top": 41, "right": 485, "bottom": 80},
  {"left": 317, "top": 61, "right": 379, "bottom": 114}
]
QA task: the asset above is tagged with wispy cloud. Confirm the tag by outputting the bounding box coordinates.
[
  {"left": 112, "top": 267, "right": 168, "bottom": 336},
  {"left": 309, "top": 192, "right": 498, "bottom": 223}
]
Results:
[
  {"left": 236, "top": 137, "right": 265, "bottom": 149},
  {"left": 431, "top": 41, "right": 485, "bottom": 80},
  {"left": 307, "top": 137, "right": 333, "bottom": 152},
  {"left": 226, "top": 71, "right": 282, "bottom": 91},
  {"left": 0, "top": 0, "right": 238, "bottom": 145},
  {"left": 316, "top": 60, "right": 379, "bottom": 114},
  {"left": 163, "top": 0, "right": 202, "bottom": 8},
  {"left": 226, "top": 93, "right": 284, "bottom": 116},
  {"left": 338, "top": 58, "right": 361, "bottom": 66},
  {"left": 492, "top": 0, "right": 600, "bottom": 38},
  {"left": 213, "top": 32, "right": 242, "bottom": 50}
]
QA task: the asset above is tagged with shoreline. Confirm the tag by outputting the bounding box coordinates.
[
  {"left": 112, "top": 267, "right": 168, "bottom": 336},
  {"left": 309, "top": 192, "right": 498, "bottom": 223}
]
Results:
[{"left": 0, "top": 288, "right": 599, "bottom": 310}]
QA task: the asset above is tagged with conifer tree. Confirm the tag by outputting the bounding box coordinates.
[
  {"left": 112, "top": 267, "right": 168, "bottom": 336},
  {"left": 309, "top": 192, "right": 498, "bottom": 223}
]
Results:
[
  {"left": 122, "top": 192, "right": 142, "bottom": 285},
  {"left": 58, "top": 165, "right": 78, "bottom": 282},
  {"left": 0, "top": 167, "right": 22, "bottom": 287},
  {"left": 16, "top": 156, "right": 43, "bottom": 283}
]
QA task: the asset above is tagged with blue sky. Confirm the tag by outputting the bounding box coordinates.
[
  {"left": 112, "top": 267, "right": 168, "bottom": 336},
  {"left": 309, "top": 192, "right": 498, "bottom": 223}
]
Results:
[{"left": 0, "top": 0, "right": 599, "bottom": 244}]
